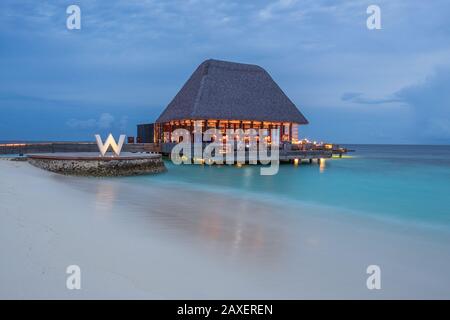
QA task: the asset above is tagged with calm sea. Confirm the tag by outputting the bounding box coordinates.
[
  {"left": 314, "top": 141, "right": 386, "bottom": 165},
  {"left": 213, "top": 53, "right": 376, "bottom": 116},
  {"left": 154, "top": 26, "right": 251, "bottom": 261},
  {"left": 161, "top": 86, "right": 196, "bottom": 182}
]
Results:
[{"left": 130, "top": 144, "right": 450, "bottom": 230}]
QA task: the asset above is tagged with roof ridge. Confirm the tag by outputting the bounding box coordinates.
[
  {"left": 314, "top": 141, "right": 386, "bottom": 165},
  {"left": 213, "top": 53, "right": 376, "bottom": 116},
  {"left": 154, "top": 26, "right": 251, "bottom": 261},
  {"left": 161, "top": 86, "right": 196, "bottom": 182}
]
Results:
[{"left": 202, "top": 58, "right": 264, "bottom": 71}]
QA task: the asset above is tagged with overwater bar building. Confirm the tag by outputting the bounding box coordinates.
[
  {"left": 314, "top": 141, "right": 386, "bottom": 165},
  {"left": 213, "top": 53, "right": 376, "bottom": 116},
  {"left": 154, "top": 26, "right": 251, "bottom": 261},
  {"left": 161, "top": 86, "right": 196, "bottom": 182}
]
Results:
[{"left": 138, "top": 59, "right": 308, "bottom": 145}]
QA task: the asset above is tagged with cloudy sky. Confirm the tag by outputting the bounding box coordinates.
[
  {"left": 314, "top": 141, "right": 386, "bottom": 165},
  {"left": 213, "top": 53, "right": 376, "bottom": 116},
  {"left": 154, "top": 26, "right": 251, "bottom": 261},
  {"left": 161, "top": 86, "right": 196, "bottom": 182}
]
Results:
[{"left": 0, "top": 0, "right": 449, "bottom": 143}]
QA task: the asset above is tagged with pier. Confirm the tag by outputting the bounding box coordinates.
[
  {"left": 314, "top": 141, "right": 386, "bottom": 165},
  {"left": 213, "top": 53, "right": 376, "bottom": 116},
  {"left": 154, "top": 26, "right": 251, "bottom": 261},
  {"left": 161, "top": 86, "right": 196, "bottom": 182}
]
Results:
[
  {"left": 159, "top": 142, "right": 348, "bottom": 163},
  {"left": 0, "top": 141, "right": 349, "bottom": 165}
]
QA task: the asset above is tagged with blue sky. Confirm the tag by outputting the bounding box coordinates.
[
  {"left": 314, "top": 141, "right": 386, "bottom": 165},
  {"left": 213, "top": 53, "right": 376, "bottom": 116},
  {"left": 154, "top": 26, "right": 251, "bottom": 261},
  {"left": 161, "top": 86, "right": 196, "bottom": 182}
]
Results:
[{"left": 0, "top": 0, "right": 449, "bottom": 144}]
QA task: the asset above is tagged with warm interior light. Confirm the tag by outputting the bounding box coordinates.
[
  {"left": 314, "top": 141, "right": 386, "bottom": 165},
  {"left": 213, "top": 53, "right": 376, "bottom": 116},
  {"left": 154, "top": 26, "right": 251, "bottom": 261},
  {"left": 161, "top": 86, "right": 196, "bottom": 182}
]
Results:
[{"left": 320, "top": 158, "right": 326, "bottom": 173}]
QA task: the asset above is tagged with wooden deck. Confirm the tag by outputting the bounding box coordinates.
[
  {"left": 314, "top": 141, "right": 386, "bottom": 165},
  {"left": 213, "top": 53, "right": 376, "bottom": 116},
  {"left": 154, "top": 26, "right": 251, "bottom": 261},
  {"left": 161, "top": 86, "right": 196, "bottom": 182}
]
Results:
[
  {"left": 160, "top": 142, "right": 337, "bottom": 163},
  {"left": 279, "top": 150, "right": 332, "bottom": 161}
]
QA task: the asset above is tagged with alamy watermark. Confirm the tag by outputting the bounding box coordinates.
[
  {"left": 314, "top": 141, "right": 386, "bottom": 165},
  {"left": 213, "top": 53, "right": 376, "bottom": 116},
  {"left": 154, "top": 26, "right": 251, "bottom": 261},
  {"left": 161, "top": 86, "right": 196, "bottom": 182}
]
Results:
[
  {"left": 170, "top": 127, "right": 280, "bottom": 176},
  {"left": 366, "top": 265, "right": 381, "bottom": 290},
  {"left": 367, "top": 5, "right": 381, "bottom": 30},
  {"left": 66, "top": 5, "right": 81, "bottom": 30},
  {"left": 66, "top": 265, "right": 81, "bottom": 290},
  {"left": 65, "top": 5, "right": 380, "bottom": 31}
]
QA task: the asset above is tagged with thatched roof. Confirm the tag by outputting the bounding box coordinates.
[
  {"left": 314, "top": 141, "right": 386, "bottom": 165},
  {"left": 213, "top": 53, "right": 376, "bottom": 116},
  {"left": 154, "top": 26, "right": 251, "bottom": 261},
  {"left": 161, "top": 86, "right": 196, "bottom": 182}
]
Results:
[{"left": 156, "top": 59, "right": 308, "bottom": 124}]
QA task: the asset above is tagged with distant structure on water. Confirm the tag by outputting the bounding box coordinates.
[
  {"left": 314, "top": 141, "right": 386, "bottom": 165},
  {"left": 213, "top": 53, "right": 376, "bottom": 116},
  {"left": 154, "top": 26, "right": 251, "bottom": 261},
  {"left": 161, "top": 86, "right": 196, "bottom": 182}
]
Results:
[{"left": 137, "top": 59, "right": 308, "bottom": 144}]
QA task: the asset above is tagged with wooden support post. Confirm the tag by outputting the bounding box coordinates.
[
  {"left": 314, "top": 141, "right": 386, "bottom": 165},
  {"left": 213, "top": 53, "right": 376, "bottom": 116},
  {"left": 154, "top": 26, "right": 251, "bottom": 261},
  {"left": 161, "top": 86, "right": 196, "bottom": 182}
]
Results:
[
  {"left": 169, "top": 123, "right": 172, "bottom": 142},
  {"left": 289, "top": 123, "right": 292, "bottom": 143}
]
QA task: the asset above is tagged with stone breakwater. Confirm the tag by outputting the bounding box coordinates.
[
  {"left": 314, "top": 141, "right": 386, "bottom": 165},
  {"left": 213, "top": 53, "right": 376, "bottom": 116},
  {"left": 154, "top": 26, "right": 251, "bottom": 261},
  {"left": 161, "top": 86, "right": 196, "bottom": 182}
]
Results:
[{"left": 27, "top": 153, "right": 166, "bottom": 177}]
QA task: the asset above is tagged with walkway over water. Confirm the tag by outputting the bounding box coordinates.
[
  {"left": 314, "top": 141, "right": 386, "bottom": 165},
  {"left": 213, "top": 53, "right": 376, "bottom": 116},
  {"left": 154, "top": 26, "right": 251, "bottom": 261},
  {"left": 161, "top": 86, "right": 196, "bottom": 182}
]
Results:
[{"left": 0, "top": 141, "right": 347, "bottom": 162}]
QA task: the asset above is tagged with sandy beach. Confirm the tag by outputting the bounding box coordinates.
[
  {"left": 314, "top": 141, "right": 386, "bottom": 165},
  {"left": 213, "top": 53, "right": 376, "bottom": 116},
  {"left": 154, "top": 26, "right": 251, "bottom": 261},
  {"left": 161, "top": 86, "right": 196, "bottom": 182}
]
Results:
[{"left": 1, "top": 159, "right": 450, "bottom": 299}]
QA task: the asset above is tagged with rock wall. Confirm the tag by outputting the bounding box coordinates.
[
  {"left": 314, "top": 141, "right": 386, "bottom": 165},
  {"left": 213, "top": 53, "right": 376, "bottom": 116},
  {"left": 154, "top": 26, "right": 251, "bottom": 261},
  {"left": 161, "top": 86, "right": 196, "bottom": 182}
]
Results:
[{"left": 28, "top": 156, "right": 166, "bottom": 177}]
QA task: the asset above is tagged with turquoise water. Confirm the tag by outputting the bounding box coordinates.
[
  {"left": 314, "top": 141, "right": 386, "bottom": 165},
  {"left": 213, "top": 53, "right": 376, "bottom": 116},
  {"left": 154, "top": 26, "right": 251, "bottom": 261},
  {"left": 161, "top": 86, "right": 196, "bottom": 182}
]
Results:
[{"left": 128, "top": 145, "right": 450, "bottom": 229}]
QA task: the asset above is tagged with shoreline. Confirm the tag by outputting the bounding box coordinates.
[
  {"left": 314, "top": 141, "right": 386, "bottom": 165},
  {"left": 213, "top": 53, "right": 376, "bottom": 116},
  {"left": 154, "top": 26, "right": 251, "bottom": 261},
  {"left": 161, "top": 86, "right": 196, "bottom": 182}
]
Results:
[
  {"left": 126, "top": 170, "right": 450, "bottom": 237},
  {"left": 123, "top": 158, "right": 450, "bottom": 237},
  {"left": 1, "top": 160, "right": 450, "bottom": 299}
]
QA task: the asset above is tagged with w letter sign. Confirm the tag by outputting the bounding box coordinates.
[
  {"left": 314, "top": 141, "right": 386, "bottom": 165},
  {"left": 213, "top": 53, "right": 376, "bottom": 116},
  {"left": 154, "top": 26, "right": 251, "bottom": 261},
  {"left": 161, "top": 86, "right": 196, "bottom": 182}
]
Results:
[{"left": 95, "top": 134, "right": 126, "bottom": 156}]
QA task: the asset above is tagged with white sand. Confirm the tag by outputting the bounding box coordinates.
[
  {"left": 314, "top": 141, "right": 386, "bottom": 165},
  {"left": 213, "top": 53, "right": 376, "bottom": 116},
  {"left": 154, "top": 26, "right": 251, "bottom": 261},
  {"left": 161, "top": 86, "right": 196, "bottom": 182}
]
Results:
[{"left": 1, "top": 160, "right": 450, "bottom": 299}]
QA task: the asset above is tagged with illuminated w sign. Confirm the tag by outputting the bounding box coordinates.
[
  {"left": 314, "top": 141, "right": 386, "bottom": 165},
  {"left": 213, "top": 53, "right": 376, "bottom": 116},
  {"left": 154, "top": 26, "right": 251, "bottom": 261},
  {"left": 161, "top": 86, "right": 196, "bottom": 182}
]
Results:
[{"left": 95, "top": 134, "right": 126, "bottom": 156}]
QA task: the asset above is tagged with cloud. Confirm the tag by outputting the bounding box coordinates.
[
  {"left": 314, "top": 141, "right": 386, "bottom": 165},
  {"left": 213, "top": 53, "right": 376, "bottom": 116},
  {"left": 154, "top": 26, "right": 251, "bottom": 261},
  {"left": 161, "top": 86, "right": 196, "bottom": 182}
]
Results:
[
  {"left": 98, "top": 113, "right": 115, "bottom": 129},
  {"left": 395, "top": 67, "right": 450, "bottom": 140},
  {"left": 258, "top": 0, "right": 304, "bottom": 21},
  {"left": 66, "top": 118, "right": 97, "bottom": 129},
  {"left": 341, "top": 67, "right": 450, "bottom": 142},
  {"left": 67, "top": 113, "right": 115, "bottom": 129},
  {"left": 341, "top": 92, "right": 402, "bottom": 105},
  {"left": 2, "top": 0, "right": 450, "bottom": 143}
]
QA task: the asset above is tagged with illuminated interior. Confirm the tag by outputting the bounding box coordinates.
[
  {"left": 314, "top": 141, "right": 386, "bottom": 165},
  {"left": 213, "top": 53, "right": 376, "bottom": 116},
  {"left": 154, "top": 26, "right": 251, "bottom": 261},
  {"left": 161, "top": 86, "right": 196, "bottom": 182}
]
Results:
[{"left": 154, "top": 119, "right": 300, "bottom": 144}]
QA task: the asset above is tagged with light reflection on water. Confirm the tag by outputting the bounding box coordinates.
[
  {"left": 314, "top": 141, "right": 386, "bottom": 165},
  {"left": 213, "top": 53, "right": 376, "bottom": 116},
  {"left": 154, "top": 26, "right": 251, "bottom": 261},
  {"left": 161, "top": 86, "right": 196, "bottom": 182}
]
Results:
[
  {"left": 319, "top": 159, "right": 326, "bottom": 173},
  {"left": 54, "top": 145, "right": 450, "bottom": 265},
  {"left": 43, "top": 145, "right": 450, "bottom": 297},
  {"left": 85, "top": 178, "right": 289, "bottom": 264},
  {"left": 134, "top": 145, "right": 450, "bottom": 228},
  {"left": 94, "top": 182, "right": 119, "bottom": 213}
]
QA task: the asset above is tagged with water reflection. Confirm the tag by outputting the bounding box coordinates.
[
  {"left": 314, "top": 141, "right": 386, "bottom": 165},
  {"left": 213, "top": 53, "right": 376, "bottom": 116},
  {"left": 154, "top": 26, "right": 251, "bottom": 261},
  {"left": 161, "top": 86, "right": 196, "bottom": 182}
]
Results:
[
  {"left": 94, "top": 182, "right": 119, "bottom": 213},
  {"left": 320, "top": 159, "right": 326, "bottom": 173},
  {"left": 88, "top": 179, "right": 287, "bottom": 264},
  {"left": 167, "top": 190, "right": 284, "bottom": 263}
]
